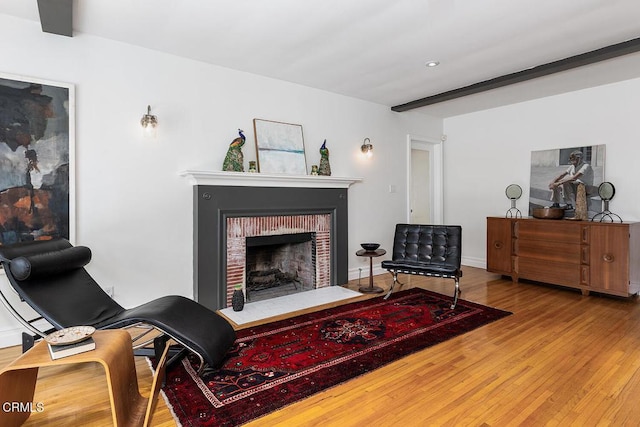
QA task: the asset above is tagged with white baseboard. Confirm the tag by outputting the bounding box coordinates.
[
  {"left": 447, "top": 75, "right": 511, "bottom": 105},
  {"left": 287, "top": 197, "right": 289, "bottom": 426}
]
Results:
[
  {"left": 0, "top": 326, "right": 29, "bottom": 349},
  {"left": 462, "top": 256, "right": 486, "bottom": 269},
  {"left": 1, "top": 258, "right": 487, "bottom": 349},
  {"left": 348, "top": 264, "right": 387, "bottom": 282},
  {"left": 0, "top": 320, "right": 52, "bottom": 349}
]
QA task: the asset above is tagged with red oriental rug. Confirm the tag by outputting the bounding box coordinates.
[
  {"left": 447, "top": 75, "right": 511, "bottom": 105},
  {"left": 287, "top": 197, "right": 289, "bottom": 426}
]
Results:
[{"left": 160, "top": 288, "right": 511, "bottom": 426}]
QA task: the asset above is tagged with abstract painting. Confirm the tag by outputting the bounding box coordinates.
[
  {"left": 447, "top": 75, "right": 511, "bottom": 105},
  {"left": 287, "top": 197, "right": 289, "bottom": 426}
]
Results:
[
  {"left": 0, "top": 73, "right": 75, "bottom": 245},
  {"left": 253, "top": 119, "right": 307, "bottom": 175}
]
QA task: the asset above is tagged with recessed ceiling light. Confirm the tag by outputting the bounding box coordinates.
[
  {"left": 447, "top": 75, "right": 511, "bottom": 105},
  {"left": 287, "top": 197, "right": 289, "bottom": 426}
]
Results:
[{"left": 425, "top": 60, "right": 440, "bottom": 68}]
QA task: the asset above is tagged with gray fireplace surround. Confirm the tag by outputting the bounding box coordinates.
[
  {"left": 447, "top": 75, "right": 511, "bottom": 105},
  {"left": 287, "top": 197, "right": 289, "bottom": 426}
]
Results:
[{"left": 193, "top": 185, "right": 349, "bottom": 311}]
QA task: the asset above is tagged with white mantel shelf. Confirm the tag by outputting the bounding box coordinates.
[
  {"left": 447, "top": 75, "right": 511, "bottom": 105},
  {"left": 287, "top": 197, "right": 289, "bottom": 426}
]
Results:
[{"left": 179, "top": 170, "right": 362, "bottom": 188}]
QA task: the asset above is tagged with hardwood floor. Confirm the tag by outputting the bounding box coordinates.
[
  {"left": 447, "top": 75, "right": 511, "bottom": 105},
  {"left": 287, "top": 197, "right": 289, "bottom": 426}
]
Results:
[{"left": 2, "top": 267, "right": 640, "bottom": 426}]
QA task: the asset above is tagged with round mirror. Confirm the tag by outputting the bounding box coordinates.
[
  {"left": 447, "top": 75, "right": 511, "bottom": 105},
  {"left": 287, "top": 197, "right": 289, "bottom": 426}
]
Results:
[
  {"left": 598, "top": 182, "right": 615, "bottom": 201},
  {"left": 505, "top": 184, "right": 522, "bottom": 200}
]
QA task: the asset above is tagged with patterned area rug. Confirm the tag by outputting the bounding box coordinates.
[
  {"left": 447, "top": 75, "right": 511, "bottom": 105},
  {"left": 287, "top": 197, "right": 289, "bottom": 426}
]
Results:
[{"left": 161, "top": 288, "right": 511, "bottom": 426}]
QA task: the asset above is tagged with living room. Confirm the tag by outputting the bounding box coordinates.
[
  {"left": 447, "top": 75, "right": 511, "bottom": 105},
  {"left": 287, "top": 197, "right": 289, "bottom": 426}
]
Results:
[{"left": 2, "top": 1, "right": 640, "bottom": 425}]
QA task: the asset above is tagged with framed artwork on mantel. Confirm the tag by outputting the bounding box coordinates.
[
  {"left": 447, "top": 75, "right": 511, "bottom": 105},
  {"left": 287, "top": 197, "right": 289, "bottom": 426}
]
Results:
[
  {"left": 253, "top": 118, "right": 307, "bottom": 175},
  {"left": 0, "top": 73, "right": 75, "bottom": 245}
]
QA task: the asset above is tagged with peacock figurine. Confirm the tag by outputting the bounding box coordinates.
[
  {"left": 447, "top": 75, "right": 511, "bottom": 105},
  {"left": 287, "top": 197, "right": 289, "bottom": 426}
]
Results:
[
  {"left": 222, "top": 129, "right": 246, "bottom": 172},
  {"left": 318, "top": 139, "right": 331, "bottom": 176}
]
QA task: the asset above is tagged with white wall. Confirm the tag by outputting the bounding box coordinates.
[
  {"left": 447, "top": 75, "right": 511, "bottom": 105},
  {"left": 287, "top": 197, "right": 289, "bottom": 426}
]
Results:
[
  {"left": 444, "top": 77, "right": 640, "bottom": 267},
  {"left": 0, "top": 15, "right": 442, "bottom": 346}
]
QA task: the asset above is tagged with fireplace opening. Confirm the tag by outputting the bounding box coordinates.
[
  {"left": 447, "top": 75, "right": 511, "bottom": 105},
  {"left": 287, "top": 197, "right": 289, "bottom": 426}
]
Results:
[{"left": 245, "top": 232, "right": 316, "bottom": 302}]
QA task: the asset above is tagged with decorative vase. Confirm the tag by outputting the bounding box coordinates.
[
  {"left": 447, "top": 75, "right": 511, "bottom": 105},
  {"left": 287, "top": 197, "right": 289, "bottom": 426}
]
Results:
[{"left": 232, "top": 288, "right": 245, "bottom": 312}]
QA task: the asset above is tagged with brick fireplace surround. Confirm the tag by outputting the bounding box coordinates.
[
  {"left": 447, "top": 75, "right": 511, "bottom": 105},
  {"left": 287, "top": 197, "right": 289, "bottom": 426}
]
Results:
[
  {"left": 181, "top": 171, "right": 361, "bottom": 311},
  {"left": 226, "top": 213, "right": 331, "bottom": 306}
]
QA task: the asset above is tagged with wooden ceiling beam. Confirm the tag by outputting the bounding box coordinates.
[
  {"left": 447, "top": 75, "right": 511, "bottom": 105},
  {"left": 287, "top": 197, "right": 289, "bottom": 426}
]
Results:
[
  {"left": 391, "top": 37, "right": 640, "bottom": 112},
  {"left": 37, "top": 0, "right": 73, "bottom": 37}
]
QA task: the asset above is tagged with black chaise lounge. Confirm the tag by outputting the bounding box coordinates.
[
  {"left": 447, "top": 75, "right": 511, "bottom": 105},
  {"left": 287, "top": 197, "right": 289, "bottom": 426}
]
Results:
[
  {"left": 381, "top": 224, "right": 463, "bottom": 308},
  {"left": 0, "top": 238, "right": 236, "bottom": 373}
]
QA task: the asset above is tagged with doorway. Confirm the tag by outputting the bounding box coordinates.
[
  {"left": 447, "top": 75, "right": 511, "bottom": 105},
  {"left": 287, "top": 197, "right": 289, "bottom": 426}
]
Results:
[{"left": 407, "top": 135, "right": 443, "bottom": 224}]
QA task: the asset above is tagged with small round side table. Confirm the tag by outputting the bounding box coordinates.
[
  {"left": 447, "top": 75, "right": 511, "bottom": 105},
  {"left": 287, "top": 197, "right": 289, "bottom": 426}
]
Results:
[{"left": 356, "top": 248, "right": 386, "bottom": 293}]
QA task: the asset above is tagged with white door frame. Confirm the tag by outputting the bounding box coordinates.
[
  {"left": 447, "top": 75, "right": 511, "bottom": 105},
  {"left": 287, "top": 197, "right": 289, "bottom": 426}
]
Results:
[{"left": 406, "top": 135, "right": 444, "bottom": 224}]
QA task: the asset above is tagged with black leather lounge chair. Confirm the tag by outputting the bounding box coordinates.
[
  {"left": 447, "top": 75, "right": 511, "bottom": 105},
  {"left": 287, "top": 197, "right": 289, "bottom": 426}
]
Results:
[
  {"left": 0, "top": 238, "right": 236, "bottom": 373},
  {"left": 381, "top": 224, "right": 463, "bottom": 308}
]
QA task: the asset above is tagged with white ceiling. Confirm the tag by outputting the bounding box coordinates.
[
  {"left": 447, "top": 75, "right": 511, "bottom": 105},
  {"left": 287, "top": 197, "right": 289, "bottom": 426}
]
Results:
[{"left": 2, "top": 0, "right": 640, "bottom": 117}]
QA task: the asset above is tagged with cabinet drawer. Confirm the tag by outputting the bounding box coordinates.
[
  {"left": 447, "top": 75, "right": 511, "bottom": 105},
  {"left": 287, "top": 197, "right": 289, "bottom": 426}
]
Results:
[
  {"left": 515, "top": 239, "right": 581, "bottom": 264},
  {"left": 517, "top": 258, "right": 582, "bottom": 287},
  {"left": 515, "top": 220, "right": 581, "bottom": 244}
]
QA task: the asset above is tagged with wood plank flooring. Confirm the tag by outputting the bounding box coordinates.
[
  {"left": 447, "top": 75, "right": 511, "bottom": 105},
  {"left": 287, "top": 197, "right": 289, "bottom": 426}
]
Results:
[{"left": 2, "top": 267, "right": 640, "bottom": 426}]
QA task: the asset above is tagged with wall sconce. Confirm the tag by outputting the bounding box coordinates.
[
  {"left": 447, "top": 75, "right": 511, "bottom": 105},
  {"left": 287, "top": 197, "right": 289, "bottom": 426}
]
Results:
[
  {"left": 360, "top": 138, "right": 373, "bottom": 158},
  {"left": 140, "top": 105, "right": 158, "bottom": 138}
]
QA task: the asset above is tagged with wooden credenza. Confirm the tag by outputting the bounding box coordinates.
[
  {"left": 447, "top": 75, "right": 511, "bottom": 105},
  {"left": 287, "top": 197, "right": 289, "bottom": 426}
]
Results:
[{"left": 487, "top": 217, "right": 640, "bottom": 297}]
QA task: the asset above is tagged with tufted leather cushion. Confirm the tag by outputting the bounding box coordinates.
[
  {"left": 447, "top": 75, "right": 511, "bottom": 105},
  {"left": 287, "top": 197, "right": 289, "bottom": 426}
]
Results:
[
  {"left": 9, "top": 246, "right": 92, "bottom": 281},
  {"left": 382, "top": 224, "right": 462, "bottom": 272}
]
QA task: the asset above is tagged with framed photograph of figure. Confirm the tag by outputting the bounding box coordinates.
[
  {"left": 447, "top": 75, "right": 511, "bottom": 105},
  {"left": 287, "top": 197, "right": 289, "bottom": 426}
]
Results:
[
  {"left": 0, "top": 73, "right": 75, "bottom": 245},
  {"left": 253, "top": 119, "right": 307, "bottom": 175},
  {"left": 529, "top": 145, "right": 605, "bottom": 218}
]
